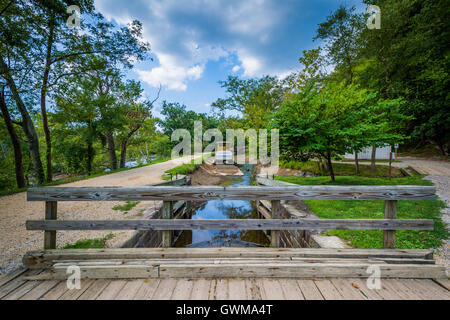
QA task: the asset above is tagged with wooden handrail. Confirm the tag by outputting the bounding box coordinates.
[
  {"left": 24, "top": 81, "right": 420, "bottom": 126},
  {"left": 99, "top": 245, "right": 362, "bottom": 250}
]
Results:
[
  {"left": 26, "top": 218, "right": 434, "bottom": 231},
  {"left": 27, "top": 185, "right": 436, "bottom": 201}
]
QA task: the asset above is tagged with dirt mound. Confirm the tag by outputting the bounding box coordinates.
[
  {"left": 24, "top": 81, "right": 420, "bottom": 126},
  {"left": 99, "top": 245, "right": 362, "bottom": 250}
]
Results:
[{"left": 190, "top": 164, "right": 228, "bottom": 185}]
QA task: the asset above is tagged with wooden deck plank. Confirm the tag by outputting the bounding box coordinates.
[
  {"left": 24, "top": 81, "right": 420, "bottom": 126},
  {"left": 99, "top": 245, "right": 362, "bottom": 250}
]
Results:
[
  {"left": 347, "top": 278, "right": 383, "bottom": 300},
  {"left": 413, "top": 279, "right": 450, "bottom": 299},
  {"left": 278, "top": 279, "right": 304, "bottom": 300},
  {"left": 245, "top": 279, "right": 262, "bottom": 300},
  {"left": 296, "top": 280, "right": 324, "bottom": 300},
  {"left": 376, "top": 280, "right": 405, "bottom": 299},
  {"left": 314, "top": 280, "right": 344, "bottom": 300},
  {"left": 133, "top": 279, "right": 160, "bottom": 300},
  {"left": 19, "top": 280, "right": 59, "bottom": 300},
  {"left": 258, "top": 279, "right": 285, "bottom": 300},
  {"left": 2, "top": 280, "right": 42, "bottom": 300},
  {"left": 171, "top": 279, "right": 194, "bottom": 300},
  {"left": 228, "top": 279, "right": 248, "bottom": 300},
  {"left": 213, "top": 279, "right": 228, "bottom": 300},
  {"left": 152, "top": 279, "right": 177, "bottom": 300},
  {"left": 190, "top": 279, "right": 212, "bottom": 300},
  {"left": 0, "top": 269, "right": 41, "bottom": 299},
  {"left": 330, "top": 279, "right": 366, "bottom": 300},
  {"left": 389, "top": 279, "right": 423, "bottom": 300},
  {"left": 40, "top": 281, "right": 68, "bottom": 300},
  {"left": 0, "top": 268, "right": 28, "bottom": 288},
  {"left": 114, "top": 280, "right": 144, "bottom": 300},
  {"left": 433, "top": 278, "right": 450, "bottom": 291},
  {"left": 78, "top": 280, "right": 111, "bottom": 300},
  {"left": 59, "top": 279, "right": 94, "bottom": 300},
  {"left": 96, "top": 280, "right": 127, "bottom": 300}
]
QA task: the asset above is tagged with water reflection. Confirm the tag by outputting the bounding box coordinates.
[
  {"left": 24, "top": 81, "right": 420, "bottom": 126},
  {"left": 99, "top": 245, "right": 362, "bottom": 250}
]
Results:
[{"left": 174, "top": 165, "right": 270, "bottom": 247}]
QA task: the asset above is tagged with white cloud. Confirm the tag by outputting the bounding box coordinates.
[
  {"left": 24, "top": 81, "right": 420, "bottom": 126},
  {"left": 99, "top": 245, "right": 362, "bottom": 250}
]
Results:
[
  {"left": 136, "top": 60, "right": 204, "bottom": 91},
  {"left": 239, "top": 53, "right": 263, "bottom": 77},
  {"left": 232, "top": 65, "right": 241, "bottom": 73}
]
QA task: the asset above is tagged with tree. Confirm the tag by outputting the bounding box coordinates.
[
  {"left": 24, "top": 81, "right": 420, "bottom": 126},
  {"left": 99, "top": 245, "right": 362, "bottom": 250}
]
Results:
[
  {"left": 273, "top": 81, "right": 406, "bottom": 181},
  {"left": 212, "top": 75, "right": 285, "bottom": 129},
  {"left": 314, "top": 5, "right": 363, "bottom": 85},
  {"left": 0, "top": 84, "right": 25, "bottom": 187}
]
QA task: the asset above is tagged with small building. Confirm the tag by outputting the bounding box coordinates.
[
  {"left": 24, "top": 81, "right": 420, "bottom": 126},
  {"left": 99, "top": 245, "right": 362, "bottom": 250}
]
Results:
[
  {"left": 215, "top": 141, "right": 234, "bottom": 164},
  {"left": 344, "top": 146, "right": 392, "bottom": 160}
]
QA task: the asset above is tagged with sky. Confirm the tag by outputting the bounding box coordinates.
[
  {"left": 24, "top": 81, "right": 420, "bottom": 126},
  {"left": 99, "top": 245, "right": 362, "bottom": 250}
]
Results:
[{"left": 94, "top": 0, "right": 365, "bottom": 117}]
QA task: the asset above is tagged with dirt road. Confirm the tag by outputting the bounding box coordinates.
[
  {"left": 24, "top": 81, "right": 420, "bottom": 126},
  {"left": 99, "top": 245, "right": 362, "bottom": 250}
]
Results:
[{"left": 0, "top": 155, "right": 201, "bottom": 274}]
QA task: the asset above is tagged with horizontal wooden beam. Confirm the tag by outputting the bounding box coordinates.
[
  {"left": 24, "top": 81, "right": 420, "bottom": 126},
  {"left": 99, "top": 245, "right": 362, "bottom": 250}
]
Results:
[
  {"left": 27, "top": 185, "right": 436, "bottom": 201},
  {"left": 28, "top": 261, "right": 446, "bottom": 280},
  {"left": 26, "top": 218, "right": 434, "bottom": 231},
  {"left": 23, "top": 248, "right": 434, "bottom": 269}
]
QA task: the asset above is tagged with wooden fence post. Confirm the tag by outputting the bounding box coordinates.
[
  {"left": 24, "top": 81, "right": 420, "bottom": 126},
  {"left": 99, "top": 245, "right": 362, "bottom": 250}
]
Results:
[
  {"left": 162, "top": 200, "right": 173, "bottom": 247},
  {"left": 271, "top": 200, "right": 281, "bottom": 247},
  {"left": 383, "top": 200, "right": 397, "bottom": 248},
  {"left": 44, "top": 201, "right": 57, "bottom": 249}
]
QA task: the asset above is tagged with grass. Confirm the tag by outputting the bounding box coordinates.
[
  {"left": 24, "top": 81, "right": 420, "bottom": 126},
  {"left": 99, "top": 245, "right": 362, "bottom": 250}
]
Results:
[
  {"left": 112, "top": 200, "right": 140, "bottom": 214},
  {"left": 62, "top": 233, "right": 115, "bottom": 249},
  {"left": 276, "top": 175, "right": 448, "bottom": 249},
  {"left": 0, "top": 157, "right": 171, "bottom": 197},
  {"left": 162, "top": 154, "right": 211, "bottom": 180},
  {"left": 279, "top": 160, "right": 403, "bottom": 178}
]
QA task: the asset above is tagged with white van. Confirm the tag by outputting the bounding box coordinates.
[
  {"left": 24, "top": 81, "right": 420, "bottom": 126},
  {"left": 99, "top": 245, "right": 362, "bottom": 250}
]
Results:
[{"left": 215, "top": 141, "right": 234, "bottom": 164}]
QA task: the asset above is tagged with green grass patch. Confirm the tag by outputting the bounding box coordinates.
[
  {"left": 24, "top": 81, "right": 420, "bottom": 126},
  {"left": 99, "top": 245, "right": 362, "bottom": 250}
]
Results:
[
  {"left": 112, "top": 200, "right": 140, "bottom": 213},
  {"left": 162, "top": 155, "right": 211, "bottom": 180},
  {"left": 279, "top": 160, "right": 403, "bottom": 178},
  {"left": 275, "top": 175, "right": 448, "bottom": 249},
  {"left": 220, "top": 176, "right": 243, "bottom": 186},
  {"left": 62, "top": 233, "right": 115, "bottom": 249}
]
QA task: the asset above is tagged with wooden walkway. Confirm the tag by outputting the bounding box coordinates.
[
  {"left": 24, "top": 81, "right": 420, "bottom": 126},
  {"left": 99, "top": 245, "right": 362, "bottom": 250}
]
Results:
[{"left": 1, "top": 268, "right": 449, "bottom": 300}]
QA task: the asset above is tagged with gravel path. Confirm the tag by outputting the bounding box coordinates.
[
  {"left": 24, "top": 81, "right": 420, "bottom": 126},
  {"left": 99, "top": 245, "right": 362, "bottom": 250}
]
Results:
[{"left": 0, "top": 155, "right": 201, "bottom": 275}]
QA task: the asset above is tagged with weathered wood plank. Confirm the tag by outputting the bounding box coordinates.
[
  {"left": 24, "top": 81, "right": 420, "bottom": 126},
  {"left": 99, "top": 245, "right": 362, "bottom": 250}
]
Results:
[
  {"left": 314, "top": 280, "right": 343, "bottom": 300},
  {"left": 258, "top": 279, "right": 285, "bottom": 300},
  {"left": 213, "top": 279, "right": 228, "bottom": 300},
  {"left": 296, "top": 280, "right": 324, "bottom": 300},
  {"left": 44, "top": 201, "right": 57, "bottom": 249},
  {"left": 383, "top": 200, "right": 397, "bottom": 249},
  {"left": 190, "top": 279, "right": 212, "bottom": 300},
  {"left": 40, "top": 281, "right": 68, "bottom": 300},
  {"left": 39, "top": 262, "right": 446, "bottom": 279},
  {"left": 114, "top": 280, "right": 144, "bottom": 300},
  {"left": 330, "top": 279, "right": 366, "bottom": 300},
  {"left": 161, "top": 201, "right": 173, "bottom": 248},
  {"left": 271, "top": 200, "right": 281, "bottom": 247},
  {"left": 133, "top": 279, "right": 160, "bottom": 300},
  {"left": 0, "top": 267, "right": 28, "bottom": 288},
  {"left": 278, "top": 279, "right": 304, "bottom": 300},
  {"left": 22, "top": 248, "right": 435, "bottom": 269},
  {"left": 228, "top": 279, "right": 248, "bottom": 300},
  {"left": 78, "top": 279, "right": 110, "bottom": 300},
  {"left": 58, "top": 279, "right": 94, "bottom": 300},
  {"left": 171, "top": 279, "right": 194, "bottom": 300},
  {"left": 26, "top": 218, "right": 434, "bottom": 231},
  {"left": 3, "top": 280, "right": 42, "bottom": 300},
  {"left": 0, "top": 269, "right": 41, "bottom": 299},
  {"left": 19, "top": 280, "right": 59, "bottom": 300},
  {"left": 27, "top": 185, "right": 436, "bottom": 201},
  {"left": 152, "top": 279, "right": 177, "bottom": 300},
  {"left": 96, "top": 280, "right": 127, "bottom": 300}
]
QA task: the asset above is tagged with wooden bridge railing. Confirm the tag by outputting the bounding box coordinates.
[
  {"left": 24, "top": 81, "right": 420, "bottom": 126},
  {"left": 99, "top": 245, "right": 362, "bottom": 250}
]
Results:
[{"left": 25, "top": 185, "right": 436, "bottom": 249}]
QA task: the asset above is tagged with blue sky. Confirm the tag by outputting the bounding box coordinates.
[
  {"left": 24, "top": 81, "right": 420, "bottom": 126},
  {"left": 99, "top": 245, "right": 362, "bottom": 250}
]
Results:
[{"left": 94, "top": 0, "right": 365, "bottom": 117}]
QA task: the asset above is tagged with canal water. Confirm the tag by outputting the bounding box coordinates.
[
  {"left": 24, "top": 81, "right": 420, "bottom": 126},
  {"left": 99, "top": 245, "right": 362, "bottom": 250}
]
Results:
[{"left": 174, "top": 164, "right": 270, "bottom": 248}]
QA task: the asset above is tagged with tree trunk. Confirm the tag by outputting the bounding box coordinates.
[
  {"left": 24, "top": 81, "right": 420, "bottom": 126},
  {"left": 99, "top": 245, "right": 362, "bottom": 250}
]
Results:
[
  {"left": 370, "top": 146, "right": 377, "bottom": 172},
  {"left": 326, "top": 152, "right": 335, "bottom": 182},
  {"left": 87, "top": 139, "right": 93, "bottom": 175},
  {"left": 0, "top": 87, "right": 25, "bottom": 188},
  {"left": 354, "top": 150, "right": 359, "bottom": 175},
  {"left": 40, "top": 15, "right": 55, "bottom": 183},
  {"left": 120, "top": 139, "right": 128, "bottom": 169},
  {"left": 0, "top": 56, "right": 45, "bottom": 184},
  {"left": 105, "top": 131, "right": 117, "bottom": 170}
]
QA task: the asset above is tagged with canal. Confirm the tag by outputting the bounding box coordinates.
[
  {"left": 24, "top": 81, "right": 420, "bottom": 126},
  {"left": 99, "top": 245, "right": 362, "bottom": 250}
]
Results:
[{"left": 174, "top": 164, "right": 270, "bottom": 248}]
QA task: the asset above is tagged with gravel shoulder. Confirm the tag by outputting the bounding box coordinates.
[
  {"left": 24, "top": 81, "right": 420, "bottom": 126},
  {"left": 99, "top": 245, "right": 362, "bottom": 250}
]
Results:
[{"left": 0, "top": 155, "right": 201, "bottom": 275}]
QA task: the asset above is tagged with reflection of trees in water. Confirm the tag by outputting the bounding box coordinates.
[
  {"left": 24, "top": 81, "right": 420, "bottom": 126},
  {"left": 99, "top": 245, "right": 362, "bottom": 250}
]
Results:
[{"left": 215, "top": 201, "right": 254, "bottom": 219}]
